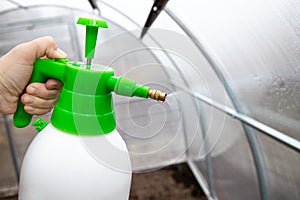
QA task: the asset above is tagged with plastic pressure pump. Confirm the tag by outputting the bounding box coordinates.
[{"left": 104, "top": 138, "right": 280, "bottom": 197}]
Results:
[{"left": 13, "top": 17, "right": 167, "bottom": 135}]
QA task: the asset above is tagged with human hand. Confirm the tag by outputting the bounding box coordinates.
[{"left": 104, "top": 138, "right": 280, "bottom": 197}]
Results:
[{"left": 0, "top": 36, "right": 66, "bottom": 115}]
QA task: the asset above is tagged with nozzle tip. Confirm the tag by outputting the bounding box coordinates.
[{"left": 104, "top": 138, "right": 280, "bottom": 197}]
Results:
[{"left": 148, "top": 89, "right": 167, "bottom": 102}]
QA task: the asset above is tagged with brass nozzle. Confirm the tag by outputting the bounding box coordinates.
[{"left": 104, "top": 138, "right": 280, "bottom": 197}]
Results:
[{"left": 148, "top": 89, "right": 167, "bottom": 102}]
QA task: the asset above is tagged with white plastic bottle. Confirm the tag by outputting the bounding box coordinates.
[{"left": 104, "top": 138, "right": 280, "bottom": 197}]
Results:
[{"left": 19, "top": 123, "right": 132, "bottom": 200}]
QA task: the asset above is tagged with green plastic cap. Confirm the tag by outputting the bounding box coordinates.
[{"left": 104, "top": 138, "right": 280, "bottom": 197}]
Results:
[{"left": 77, "top": 17, "right": 108, "bottom": 59}]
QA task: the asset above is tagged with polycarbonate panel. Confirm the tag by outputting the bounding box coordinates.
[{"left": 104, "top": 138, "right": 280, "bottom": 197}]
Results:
[
  {"left": 215, "top": 0, "right": 300, "bottom": 139},
  {"left": 253, "top": 128, "right": 300, "bottom": 199},
  {"left": 140, "top": 29, "right": 231, "bottom": 106},
  {"left": 103, "top": 34, "right": 188, "bottom": 170},
  {"left": 169, "top": 0, "right": 300, "bottom": 139},
  {"left": 1, "top": 0, "right": 92, "bottom": 11},
  {"left": 99, "top": 0, "right": 153, "bottom": 29},
  {"left": 195, "top": 105, "right": 260, "bottom": 200},
  {"left": 0, "top": 7, "right": 93, "bottom": 60},
  {"left": 89, "top": 24, "right": 232, "bottom": 170},
  {"left": 114, "top": 90, "right": 187, "bottom": 171},
  {"left": 98, "top": 0, "right": 234, "bottom": 107},
  {"left": 0, "top": 116, "right": 18, "bottom": 198},
  {"left": 0, "top": 1, "right": 15, "bottom": 13}
]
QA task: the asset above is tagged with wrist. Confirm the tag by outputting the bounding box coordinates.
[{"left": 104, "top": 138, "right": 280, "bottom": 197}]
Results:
[{"left": 0, "top": 56, "right": 18, "bottom": 114}]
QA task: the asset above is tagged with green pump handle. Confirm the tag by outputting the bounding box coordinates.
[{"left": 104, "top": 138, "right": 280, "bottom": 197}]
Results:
[
  {"left": 13, "top": 58, "right": 66, "bottom": 128},
  {"left": 12, "top": 58, "right": 155, "bottom": 129}
]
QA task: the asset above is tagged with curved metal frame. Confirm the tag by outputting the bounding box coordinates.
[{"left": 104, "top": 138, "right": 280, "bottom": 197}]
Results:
[{"left": 164, "top": 7, "right": 268, "bottom": 200}]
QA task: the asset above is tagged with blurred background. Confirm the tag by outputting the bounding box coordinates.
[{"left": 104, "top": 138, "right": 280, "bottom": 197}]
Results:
[{"left": 0, "top": 0, "right": 299, "bottom": 199}]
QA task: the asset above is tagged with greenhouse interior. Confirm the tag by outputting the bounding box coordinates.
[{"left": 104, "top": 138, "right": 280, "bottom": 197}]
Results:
[{"left": 0, "top": 0, "right": 299, "bottom": 199}]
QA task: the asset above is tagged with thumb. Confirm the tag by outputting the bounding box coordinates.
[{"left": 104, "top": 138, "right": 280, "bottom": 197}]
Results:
[
  {"left": 31, "top": 36, "right": 67, "bottom": 59},
  {"left": 12, "top": 36, "right": 67, "bottom": 65}
]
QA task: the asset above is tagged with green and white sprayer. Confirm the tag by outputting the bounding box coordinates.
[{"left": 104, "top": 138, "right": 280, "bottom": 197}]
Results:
[{"left": 14, "top": 17, "right": 166, "bottom": 200}]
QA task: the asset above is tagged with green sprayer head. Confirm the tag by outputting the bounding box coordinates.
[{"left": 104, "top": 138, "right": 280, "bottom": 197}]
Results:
[{"left": 13, "top": 17, "right": 167, "bottom": 135}]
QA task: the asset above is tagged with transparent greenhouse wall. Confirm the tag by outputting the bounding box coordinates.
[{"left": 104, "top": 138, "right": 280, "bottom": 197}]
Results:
[
  {"left": 254, "top": 128, "right": 300, "bottom": 199},
  {"left": 166, "top": 0, "right": 300, "bottom": 199},
  {"left": 193, "top": 104, "right": 261, "bottom": 200},
  {"left": 194, "top": 0, "right": 300, "bottom": 140},
  {"left": 167, "top": 0, "right": 300, "bottom": 139},
  {"left": 0, "top": 116, "right": 18, "bottom": 196}
]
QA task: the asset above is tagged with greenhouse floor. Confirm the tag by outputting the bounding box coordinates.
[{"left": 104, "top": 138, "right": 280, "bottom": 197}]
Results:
[{"left": 130, "top": 163, "right": 206, "bottom": 200}]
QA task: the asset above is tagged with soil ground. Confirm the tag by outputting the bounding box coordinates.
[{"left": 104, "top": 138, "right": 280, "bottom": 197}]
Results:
[{"left": 130, "top": 163, "right": 207, "bottom": 200}]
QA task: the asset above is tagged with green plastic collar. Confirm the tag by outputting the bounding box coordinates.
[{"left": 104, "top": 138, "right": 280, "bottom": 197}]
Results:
[{"left": 50, "top": 61, "right": 115, "bottom": 135}]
